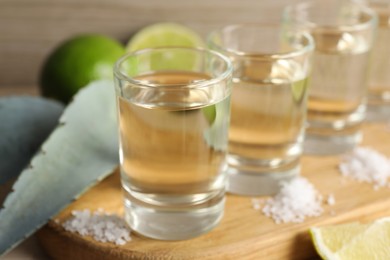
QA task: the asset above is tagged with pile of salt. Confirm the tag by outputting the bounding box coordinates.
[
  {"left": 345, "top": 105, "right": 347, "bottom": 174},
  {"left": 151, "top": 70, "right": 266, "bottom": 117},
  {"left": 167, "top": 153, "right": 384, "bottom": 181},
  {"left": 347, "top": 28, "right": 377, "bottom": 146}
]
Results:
[
  {"left": 62, "top": 209, "right": 131, "bottom": 245},
  {"left": 259, "top": 177, "right": 324, "bottom": 224},
  {"left": 339, "top": 147, "right": 390, "bottom": 189}
]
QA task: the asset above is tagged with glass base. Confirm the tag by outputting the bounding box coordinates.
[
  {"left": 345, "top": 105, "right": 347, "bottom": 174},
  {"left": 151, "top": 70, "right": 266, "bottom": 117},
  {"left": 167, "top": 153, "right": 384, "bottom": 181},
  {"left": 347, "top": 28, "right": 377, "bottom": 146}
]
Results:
[
  {"left": 226, "top": 165, "right": 299, "bottom": 196},
  {"left": 123, "top": 190, "right": 225, "bottom": 240},
  {"left": 303, "top": 132, "right": 362, "bottom": 155},
  {"left": 366, "top": 104, "right": 390, "bottom": 122}
]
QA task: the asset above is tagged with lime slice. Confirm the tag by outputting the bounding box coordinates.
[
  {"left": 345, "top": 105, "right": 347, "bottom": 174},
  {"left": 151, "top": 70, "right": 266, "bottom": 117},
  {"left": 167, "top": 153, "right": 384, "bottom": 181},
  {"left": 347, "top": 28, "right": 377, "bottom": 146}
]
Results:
[
  {"left": 310, "top": 218, "right": 390, "bottom": 260},
  {"left": 126, "top": 23, "right": 205, "bottom": 72},
  {"left": 310, "top": 223, "right": 368, "bottom": 258},
  {"left": 202, "top": 105, "right": 216, "bottom": 125},
  {"left": 126, "top": 23, "right": 204, "bottom": 52},
  {"left": 291, "top": 77, "right": 309, "bottom": 102}
]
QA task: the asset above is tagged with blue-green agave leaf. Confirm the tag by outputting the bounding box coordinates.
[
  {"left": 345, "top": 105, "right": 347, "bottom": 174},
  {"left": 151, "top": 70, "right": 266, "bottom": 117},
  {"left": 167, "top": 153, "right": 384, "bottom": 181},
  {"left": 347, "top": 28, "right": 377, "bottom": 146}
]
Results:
[
  {"left": 0, "top": 80, "right": 119, "bottom": 255},
  {"left": 0, "top": 96, "right": 64, "bottom": 185}
]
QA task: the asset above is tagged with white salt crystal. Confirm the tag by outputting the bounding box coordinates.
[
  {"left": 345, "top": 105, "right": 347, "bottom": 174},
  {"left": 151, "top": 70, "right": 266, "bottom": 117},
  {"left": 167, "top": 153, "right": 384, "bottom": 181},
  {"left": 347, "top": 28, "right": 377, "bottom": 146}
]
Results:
[
  {"left": 251, "top": 198, "right": 265, "bottom": 211},
  {"left": 339, "top": 147, "right": 390, "bottom": 188},
  {"left": 327, "top": 194, "right": 335, "bottom": 205},
  {"left": 62, "top": 209, "right": 131, "bottom": 245},
  {"left": 262, "top": 177, "right": 324, "bottom": 224}
]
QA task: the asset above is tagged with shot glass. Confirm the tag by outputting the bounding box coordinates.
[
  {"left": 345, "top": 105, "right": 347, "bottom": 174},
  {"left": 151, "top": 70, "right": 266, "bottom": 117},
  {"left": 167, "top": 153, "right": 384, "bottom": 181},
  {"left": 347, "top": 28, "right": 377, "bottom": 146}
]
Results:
[
  {"left": 208, "top": 24, "right": 313, "bottom": 196},
  {"left": 366, "top": 0, "right": 390, "bottom": 121},
  {"left": 113, "top": 47, "right": 232, "bottom": 240},
  {"left": 284, "top": 0, "right": 378, "bottom": 155}
]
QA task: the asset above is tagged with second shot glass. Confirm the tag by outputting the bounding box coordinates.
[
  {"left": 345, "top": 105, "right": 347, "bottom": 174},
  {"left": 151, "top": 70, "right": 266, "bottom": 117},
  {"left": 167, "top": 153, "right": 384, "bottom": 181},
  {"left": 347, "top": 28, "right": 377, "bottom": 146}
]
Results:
[{"left": 208, "top": 24, "right": 313, "bottom": 196}]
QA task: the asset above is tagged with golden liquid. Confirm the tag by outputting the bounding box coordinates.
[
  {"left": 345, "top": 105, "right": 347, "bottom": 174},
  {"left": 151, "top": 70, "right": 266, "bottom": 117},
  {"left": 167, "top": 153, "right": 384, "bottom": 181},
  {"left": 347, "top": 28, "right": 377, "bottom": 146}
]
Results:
[
  {"left": 228, "top": 77, "right": 307, "bottom": 165},
  {"left": 118, "top": 71, "right": 230, "bottom": 195},
  {"left": 368, "top": 9, "right": 390, "bottom": 106},
  {"left": 307, "top": 29, "right": 370, "bottom": 136}
]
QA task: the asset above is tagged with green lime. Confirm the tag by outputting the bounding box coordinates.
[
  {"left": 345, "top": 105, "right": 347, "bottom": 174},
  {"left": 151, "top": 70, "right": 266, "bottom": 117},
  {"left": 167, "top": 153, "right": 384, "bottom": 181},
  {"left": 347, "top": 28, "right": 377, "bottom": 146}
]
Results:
[
  {"left": 40, "top": 34, "right": 125, "bottom": 103},
  {"left": 202, "top": 105, "right": 216, "bottom": 125},
  {"left": 126, "top": 23, "right": 205, "bottom": 72},
  {"left": 126, "top": 23, "right": 204, "bottom": 52},
  {"left": 310, "top": 218, "right": 390, "bottom": 259},
  {"left": 292, "top": 77, "right": 309, "bottom": 102}
]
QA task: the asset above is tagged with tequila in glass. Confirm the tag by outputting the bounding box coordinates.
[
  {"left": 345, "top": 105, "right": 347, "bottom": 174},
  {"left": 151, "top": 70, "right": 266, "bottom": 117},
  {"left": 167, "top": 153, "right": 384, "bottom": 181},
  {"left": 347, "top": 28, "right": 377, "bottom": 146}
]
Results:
[
  {"left": 114, "top": 48, "right": 232, "bottom": 240},
  {"left": 208, "top": 24, "right": 313, "bottom": 196},
  {"left": 367, "top": 1, "right": 390, "bottom": 121},
  {"left": 306, "top": 29, "right": 370, "bottom": 146},
  {"left": 284, "top": 0, "right": 377, "bottom": 154}
]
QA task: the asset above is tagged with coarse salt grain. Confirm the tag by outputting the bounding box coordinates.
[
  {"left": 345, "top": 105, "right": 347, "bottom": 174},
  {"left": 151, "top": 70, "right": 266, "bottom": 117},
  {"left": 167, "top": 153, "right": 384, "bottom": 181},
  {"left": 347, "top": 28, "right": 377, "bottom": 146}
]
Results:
[
  {"left": 62, "top": 209, "right": 131, "bottom": 245},
  {"left": 339, "top": 147, "right": 390, "bottom": 188},
  {"left": 251, "top": 198, "right": 265, "bottom": 211},
  {"left": 327, "top": 194, "right": 335, "bottom": 205},
  {"left": 261, "top": 177, "right": 324, "bottom": 224}
]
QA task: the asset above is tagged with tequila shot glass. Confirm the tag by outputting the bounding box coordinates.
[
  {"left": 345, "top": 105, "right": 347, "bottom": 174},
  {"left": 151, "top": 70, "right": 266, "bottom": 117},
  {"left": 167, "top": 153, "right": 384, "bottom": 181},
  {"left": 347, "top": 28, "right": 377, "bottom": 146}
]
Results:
[
  {"left": 284, "top": 0, "right": 377, "bottom": 154},
  {"left": 365, "top": 0, "right": 390, "bottom": 121},
  {"left": 114, "top": 47, "right": 232, "bottom": 240},
  {"left": 208, "top": 24, "right": 313, "bottom": 196}
]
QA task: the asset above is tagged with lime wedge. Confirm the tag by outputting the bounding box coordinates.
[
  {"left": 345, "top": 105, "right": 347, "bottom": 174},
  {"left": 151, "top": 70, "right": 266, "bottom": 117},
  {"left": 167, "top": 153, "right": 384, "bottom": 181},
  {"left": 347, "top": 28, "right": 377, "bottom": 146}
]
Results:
[
  {"left": 127, "top": 23, "right": 204, "bottom": 52},
  {"left": 310, "top": 223, "right": 368, "bottom": 258},
  {"left": 126, "top": 23, "right": 205, "bottom": 72},
  {"left": 291, "top": 77, "right": 308, "bottom": 102},
  {"left": 202, "top": 105, "right": 216, "bottom": 125},
  {"left": 310, "top": 218, "right": 390, "bottom": 260}
]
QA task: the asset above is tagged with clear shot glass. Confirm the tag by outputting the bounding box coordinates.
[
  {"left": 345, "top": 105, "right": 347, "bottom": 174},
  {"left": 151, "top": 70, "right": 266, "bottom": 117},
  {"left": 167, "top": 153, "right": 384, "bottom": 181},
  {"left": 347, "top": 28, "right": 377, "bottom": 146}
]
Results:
[
  {"left": 365, "top": 0, "right": 390, "bottom": 121},
  {"left": 284, "top": 0, "right": 378, "bottom": 155},
  {"left": 113, "top": 47, "right": 232, "bottom": 240},
  {"left": 208, "top": 24, "right": 313, "bottom": 196}
]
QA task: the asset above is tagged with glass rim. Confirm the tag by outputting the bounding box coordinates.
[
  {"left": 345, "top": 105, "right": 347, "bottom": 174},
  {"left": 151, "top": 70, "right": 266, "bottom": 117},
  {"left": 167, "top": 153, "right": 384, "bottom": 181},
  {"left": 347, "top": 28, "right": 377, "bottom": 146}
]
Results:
[
  {"left": 207, "top": 23, "right": 315, "bottom": 60},
  {"left": 283, "top": 0, "right": 378, "bottom": 32},
  {"left": 113, "top": 47, "right": 233, "bottom": 89}
]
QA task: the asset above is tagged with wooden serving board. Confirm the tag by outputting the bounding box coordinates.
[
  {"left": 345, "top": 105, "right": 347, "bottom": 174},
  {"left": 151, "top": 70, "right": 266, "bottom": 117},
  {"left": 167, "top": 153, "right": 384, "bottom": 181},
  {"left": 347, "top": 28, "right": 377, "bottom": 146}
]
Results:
[{"left": 37, "top": 123, "right": 390, "bottom": 260}]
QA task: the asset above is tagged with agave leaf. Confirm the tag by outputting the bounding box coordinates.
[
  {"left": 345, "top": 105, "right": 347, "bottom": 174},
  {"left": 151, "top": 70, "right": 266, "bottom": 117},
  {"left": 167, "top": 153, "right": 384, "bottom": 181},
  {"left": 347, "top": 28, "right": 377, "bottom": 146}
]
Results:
[
  {"left": 0, "top": 80, "right": 119, "bottom": 255},
  {"left": 0, "top": 96, "right": 64, "bottom": 185}
]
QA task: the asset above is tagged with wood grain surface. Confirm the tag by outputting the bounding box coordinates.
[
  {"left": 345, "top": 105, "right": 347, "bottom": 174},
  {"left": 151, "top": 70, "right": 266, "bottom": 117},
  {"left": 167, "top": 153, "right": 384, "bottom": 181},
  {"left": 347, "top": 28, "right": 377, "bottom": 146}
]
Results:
[
  {"left": 0, "top": 0, "right": 299, "bottom": 88},
  {"left": 37, "top": 123, "right": 390, "bottom": 260}
]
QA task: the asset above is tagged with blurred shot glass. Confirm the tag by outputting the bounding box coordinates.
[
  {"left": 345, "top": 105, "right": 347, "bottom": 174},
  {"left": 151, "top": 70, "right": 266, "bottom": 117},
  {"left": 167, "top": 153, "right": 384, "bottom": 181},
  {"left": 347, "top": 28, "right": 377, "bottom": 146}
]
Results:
[
  {"left": 365, "top": 0, "right": 390, "bottom": 121},
  {"left": 284, "top": 0, "right": 378, "bottom": 155},
  {"left": 208, "top": 24, "right": 313, "bottom": 196}
]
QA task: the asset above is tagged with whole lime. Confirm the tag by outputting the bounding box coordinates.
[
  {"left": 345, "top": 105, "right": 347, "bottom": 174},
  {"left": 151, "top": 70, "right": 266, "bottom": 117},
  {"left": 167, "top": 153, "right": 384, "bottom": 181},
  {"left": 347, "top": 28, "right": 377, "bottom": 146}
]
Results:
[{"left": 40, "top": 34, "right": 125, "bottom": 103}]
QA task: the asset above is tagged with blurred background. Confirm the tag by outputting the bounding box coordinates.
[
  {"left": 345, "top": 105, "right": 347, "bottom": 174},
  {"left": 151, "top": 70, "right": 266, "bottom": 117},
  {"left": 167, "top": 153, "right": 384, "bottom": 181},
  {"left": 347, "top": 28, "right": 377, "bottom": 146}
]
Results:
[{"left": 0, "top": 0, "right": 300, "bottom": 91}]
